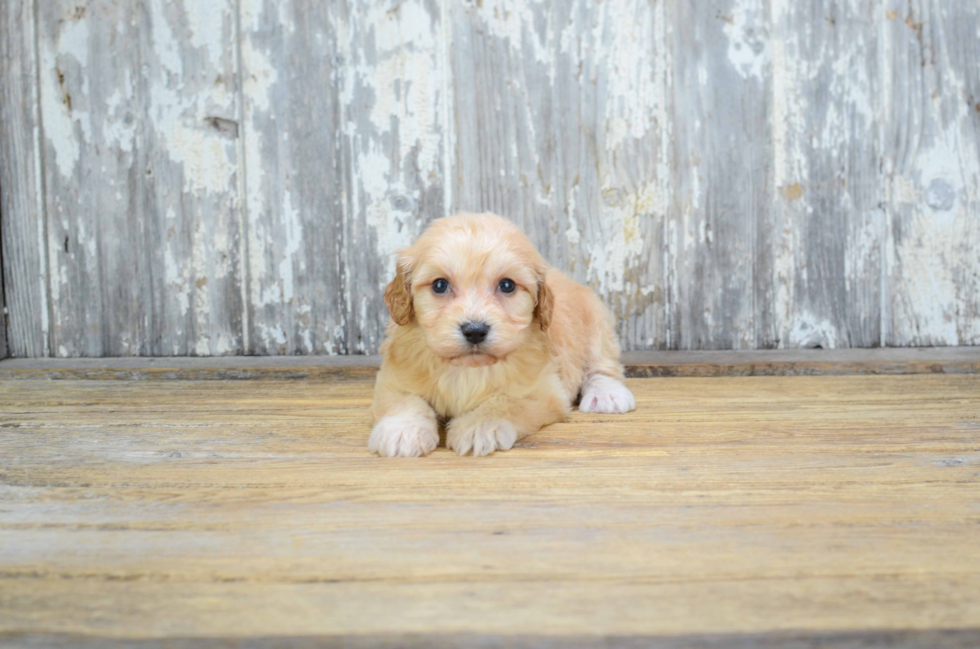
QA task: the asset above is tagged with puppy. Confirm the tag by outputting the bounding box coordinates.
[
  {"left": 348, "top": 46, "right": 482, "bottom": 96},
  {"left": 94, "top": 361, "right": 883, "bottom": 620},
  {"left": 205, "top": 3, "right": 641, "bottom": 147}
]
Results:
[{"left": 369, "top": 213, "right": 635, "bottom": 457}]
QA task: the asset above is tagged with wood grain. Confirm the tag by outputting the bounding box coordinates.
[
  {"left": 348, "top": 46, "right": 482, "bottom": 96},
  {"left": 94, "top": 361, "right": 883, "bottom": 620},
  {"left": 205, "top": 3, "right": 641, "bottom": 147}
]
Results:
[
  {"left": 667, "top": 0, "right": 771, "bottom": 350},
  {"left": 1, "top": 347, "right": 979, "bottom": 380},
  {"left": 36, "top": 1, "right": 244, "bottom": 356},
  {"left": 768, "top": 0, "right": 882, "bottom": 349},
  {"left": 1, "top": 374, "right": 979, "bottom": 642},
  {"left": 0, "top": 212, "right": 6, "bottom": 359},
  {"left": 241, "top": 0, "right": 450, "bottom": 356},
  {"left": 341, "top": 0, "right": 449, "bottom": 354},
  {"left": 0, "top": 0, "right": 47, "bottom": 358},
  {"left": 2, "top": 1, "right": 980, "bottom": 356},
  {"left": 882, "top": 1, "right": 980, "bottom": 346},
  {"left": 450, "top": 0, "right": 670, "bottom": 349},
  {"left": 239, "top": 2, "right": 347, "bottom": 355},
  {"left": 4, "top": 630, "right": 980, "bottom": 649}
]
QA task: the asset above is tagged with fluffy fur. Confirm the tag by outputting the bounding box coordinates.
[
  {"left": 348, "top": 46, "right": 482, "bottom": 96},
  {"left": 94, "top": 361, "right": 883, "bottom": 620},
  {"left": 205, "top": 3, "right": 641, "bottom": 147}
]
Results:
[{"left": 369, "top": 213, "right": 635, "bottom": 457}]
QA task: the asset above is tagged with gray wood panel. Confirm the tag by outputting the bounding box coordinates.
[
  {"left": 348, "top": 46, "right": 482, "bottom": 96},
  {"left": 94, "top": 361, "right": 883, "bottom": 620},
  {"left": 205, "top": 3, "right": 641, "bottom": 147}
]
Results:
[
  {"left": 1, "top": 0, "right": 979, "bottom": 356},
  {"left": 1, "top": 231, "right": 6, "bottom": 359},
  {"left": 667, "top": 0, "right": 772, "bottom": 350},
  {"left": 139, "top": 1, "right": 246, "bottom": 356},
  {"left": 451, "top": 0, "right": 669, "bottom": 349},
  {"left": 239, "top": 1, "right": 347, "bottom": 355},
  {"left": 1, "top": 211, "right": 6, "bottom": 358},
  {"left": 340, "top": 0, "right": 449, "bottom": 354},
  {"left": 0, "top": 0, "right": 47, "bottom": 358},
  {"left": 767, "top": 0, "right": 883, "bottom": 349},
  {"left": 241, "top": 0, "right": 446, "bottom": 355},
  {"left": 882, "top": 0, "right": 980, "bottom": 346},
  {"left": 37, "top": 0, "right": 243, "bottom": 357}
]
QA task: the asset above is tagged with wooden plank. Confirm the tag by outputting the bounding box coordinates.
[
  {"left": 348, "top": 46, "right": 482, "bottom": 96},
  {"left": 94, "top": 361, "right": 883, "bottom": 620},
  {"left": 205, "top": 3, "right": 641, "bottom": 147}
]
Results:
[
  {"left": 239, "top": 2, "right": 347, "bottom": 355},
  {"left": 0, "top": 0, "right": 47, "bottom": 358},
  {"left": 241, "top": 0, "right": 446, "bottom": 355},
  {"left": 36, "top": 1, "right": 243, "bottom": 357},
  {"left": 36, "top": 1, "right": 138, "bottom": 356},
  {"left": 139, "top": 1, "right": 245, "bottom": 356},
  {"left": 0, "top": 215, "right": 6, "bottom": 360},
  {"left": 768, "top": 0, "right": 883, "bottom": 348},
  {"left": 450, "top": 0, "right": 670, "bottom": 350},
  {"left": 5, "top": 0, "right": 979, "bottom": 358},
  {"left": 1, "top": 347, "right": 979, "bottom": 380},
  {"left": 882, "top": 1, "right": 980, "bottom": 346},
  {"left": 341, "top": 0, "right": 449, "bottom": 353},
  {"left": 0, "top": 374, "right": 978, "bottom": 641},
  {"left": 4, "top": 630, "right": 980, "bottom": 649},
  {"left": 667, "top": 0, "right": 772, "bottom": 350}
]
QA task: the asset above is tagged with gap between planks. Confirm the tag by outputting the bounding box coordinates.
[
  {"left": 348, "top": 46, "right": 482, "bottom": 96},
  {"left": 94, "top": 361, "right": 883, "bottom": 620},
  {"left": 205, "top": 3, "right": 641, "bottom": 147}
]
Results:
[{"left": 0, "top": 347, "right": 977, "bottom": 381}]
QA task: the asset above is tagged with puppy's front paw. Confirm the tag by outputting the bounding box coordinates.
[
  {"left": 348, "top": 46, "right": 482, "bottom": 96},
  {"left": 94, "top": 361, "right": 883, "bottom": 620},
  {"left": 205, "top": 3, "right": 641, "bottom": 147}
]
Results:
[
  {"left": 369, "top": 412, "right": 439, "bottom": 458},
  {"left": 579, "top": 375, "right": 636, "bottom": 414},
  {"left": 447, "top": 418, "right": 518, "bottom": 457}
]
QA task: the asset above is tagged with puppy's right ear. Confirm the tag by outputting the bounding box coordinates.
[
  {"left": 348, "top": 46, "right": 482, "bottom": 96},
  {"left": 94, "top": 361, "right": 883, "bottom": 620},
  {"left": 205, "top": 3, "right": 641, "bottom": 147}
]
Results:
[{"left": 384, "top": 257, "right": 414, "bottom": 326}]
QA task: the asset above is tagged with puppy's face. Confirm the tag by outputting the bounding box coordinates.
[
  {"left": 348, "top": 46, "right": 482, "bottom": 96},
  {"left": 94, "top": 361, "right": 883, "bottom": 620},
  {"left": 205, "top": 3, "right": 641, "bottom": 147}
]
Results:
[{"left": 384, "top": 215, "right": 553, "bottom": 368}]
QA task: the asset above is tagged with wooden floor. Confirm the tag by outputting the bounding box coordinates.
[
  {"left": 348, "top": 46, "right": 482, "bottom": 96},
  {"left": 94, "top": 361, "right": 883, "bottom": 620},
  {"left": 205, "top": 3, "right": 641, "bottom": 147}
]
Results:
[{"left": 1, "top": 373, "right": 979, "bottom": 647}]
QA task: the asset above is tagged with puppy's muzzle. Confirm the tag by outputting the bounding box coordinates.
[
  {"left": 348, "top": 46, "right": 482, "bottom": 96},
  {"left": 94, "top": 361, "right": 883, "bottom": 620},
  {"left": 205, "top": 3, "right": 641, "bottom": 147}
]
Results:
[{"left": 460, "top": 321, "right": 490, "bottom": 345}]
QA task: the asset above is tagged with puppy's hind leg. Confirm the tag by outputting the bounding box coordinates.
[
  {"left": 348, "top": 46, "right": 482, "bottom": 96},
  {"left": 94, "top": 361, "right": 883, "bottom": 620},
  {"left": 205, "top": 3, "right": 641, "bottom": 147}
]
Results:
[
  {"left": 578, "top": 320, "right": 635, "bottom": 415},
  {"left": 579, "top": 373, "right": 636, "bottom": 414}
]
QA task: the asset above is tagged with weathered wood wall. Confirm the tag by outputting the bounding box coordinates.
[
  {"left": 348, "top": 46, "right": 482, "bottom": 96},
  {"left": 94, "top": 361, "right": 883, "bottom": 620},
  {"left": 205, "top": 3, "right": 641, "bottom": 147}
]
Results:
[{"left": 1, "top": 0, "right": 978, "bottom": 357}]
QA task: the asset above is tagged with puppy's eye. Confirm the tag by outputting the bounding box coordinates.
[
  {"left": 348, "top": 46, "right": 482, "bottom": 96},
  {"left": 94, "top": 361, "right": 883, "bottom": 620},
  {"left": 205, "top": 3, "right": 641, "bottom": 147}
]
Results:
[
  {"left": 431, "top": 278, "right": 450, "bottom": 294},
  {"left": 498, "top": 278, "right": 517, "bottom": 294}
]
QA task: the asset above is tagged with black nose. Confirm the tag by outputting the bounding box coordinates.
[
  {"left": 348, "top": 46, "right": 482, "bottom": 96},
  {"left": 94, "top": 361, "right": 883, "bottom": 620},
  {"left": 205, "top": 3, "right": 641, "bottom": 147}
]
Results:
[{"left": 461, "top": 322, "right": 490, "bottom": 345}]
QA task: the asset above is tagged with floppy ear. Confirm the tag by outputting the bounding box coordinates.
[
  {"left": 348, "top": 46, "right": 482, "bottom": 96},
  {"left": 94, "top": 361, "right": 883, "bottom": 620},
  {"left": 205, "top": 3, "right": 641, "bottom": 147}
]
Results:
[
  {"left": 383, "top": 258, "right": 414, "bottom": 326},
  {"left": 534, "top": 277, "right": 554, "bottom": 331}
]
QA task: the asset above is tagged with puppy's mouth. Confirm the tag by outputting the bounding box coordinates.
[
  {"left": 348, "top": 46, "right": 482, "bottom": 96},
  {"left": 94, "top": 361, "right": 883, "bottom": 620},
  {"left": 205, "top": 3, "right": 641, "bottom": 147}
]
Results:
[{"left": 449, "top": 349, "right": 499, "bottom": 367}]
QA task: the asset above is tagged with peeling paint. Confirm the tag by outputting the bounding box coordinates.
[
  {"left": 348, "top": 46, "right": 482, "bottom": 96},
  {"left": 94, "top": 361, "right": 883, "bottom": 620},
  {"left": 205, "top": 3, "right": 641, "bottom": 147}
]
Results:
[
  {"left": 598, "top": 0, "right": 659, "bottom": 151},
  {"left": 11, "top": 0, "right": 979, "bottom": 357},
  {"left": 588, "top": 182, "right": 661, "bottom": 295},
  {"left": 150, "top": 1, "right": 237, "bottom": 196},
  {"left": 723, "top": 2, "right": 770, "bottom": 81},
  {"left": 41, "top": 16, "right": 89, "bottom": 179}
]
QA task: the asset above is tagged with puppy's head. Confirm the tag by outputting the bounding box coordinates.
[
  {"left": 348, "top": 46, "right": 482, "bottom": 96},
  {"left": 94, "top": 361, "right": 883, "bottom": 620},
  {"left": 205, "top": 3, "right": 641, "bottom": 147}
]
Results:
[{"left": 384, "top": 213, "right": 552, "bottom": 367}]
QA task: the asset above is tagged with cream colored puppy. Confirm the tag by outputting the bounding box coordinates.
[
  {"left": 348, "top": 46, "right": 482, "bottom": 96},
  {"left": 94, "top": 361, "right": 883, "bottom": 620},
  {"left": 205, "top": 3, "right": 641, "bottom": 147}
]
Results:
[{"left": 369, "top": 213, "right": 635, "bottom": 457}]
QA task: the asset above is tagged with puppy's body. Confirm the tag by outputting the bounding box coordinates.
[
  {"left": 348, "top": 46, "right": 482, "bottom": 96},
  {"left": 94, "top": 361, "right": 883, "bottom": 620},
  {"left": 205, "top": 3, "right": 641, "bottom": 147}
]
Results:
[{"left": 370, "top": 214, "right": 635, "bottom": 457}]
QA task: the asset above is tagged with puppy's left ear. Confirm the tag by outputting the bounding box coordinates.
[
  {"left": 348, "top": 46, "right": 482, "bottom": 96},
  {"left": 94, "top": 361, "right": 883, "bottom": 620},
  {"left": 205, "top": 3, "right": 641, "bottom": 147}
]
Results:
[
  {"left": 384, "top": 256, "right": 414, "bottom": 326},
  {"left": 535, "top": 277, "right": 554, "bottom": 331}
]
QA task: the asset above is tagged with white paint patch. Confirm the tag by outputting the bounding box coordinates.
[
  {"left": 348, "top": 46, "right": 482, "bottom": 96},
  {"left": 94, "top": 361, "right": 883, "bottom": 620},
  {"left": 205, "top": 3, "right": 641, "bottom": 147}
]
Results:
[
  {"left": 40, "top": 16, "right": 90, "bottom": 179},
  {"left": 477, "top": 0, "right": 551, "bottom": 65},
  {"left": 101, "top": 87, "right": 137, "bottom": 154},
  {"left": 587, "top": 182, "right": 662, "bottom": 294},
  {"left": 723, "top": 1, "right": 770, "bottom": 81},
  {"left": 240, "top": 33, "right": 279, "bottom": 113},
  {"left": 348, "top": 1, "right": 443, "bottom": 195},
  {"left": 597, "top": 0, "right": 661, "bottom": 151},
  {"left": 256, "top": 323, "right": 288, "bottom": 346},
  {"left": 787, "top": 313, "right": 839, "bottom": 349},
  {"left": 565, "top": 183, "right": 581, "bottom": 246},
  {"left": 277, "top": 187, "right": 302, "bottom": 304},
  {"left": 149, "top": 0, "right": 237, "bottom": 196},
  {"left": 185, "top": 3, "right": 227, "bottom": 52}
]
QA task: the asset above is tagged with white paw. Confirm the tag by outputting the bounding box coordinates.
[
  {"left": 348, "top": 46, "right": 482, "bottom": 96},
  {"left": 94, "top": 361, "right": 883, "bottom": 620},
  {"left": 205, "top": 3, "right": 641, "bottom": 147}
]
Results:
[
  {"left": 579, "top": 375, "right": 636, "bottom": 414},
  {"left": 368, "top": 412, "right": 439, "bottom": 458},
  {"left": 447, "top": 419, "right": 518, "bottom": 457}
]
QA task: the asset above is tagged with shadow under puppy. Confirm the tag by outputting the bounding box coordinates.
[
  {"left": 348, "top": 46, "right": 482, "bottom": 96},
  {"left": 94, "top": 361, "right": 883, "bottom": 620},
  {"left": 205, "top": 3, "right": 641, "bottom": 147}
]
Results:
[{"left": 370, "top": 213, "right": 635, "bottom": 457}]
